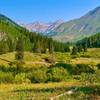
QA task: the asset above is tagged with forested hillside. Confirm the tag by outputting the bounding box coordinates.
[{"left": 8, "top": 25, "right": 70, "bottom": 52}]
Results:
[
  {"left": 76, "top": 33, "right": 100, "bottom": 48},
  {"left": 0, "top": 14, "right": 70, "bottom": 54}
]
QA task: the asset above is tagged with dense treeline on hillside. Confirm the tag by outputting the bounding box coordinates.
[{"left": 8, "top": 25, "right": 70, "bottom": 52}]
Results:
[
  {"left": 0, "top": 20, "right": 70, "bottom": 54},
  {"left": 76, "top": 33, "right": 100, "bottom": 48},
  {"left": 29, "top": 33, "right": 70, "bottom": 53}
]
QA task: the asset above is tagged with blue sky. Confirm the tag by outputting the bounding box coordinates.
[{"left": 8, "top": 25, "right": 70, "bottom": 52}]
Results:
[{"left": 0, "top": 0, "right": 100, "bottom": 23}]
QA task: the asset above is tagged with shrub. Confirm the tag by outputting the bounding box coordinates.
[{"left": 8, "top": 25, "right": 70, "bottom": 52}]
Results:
[
  {"left": 71, "top": 46, "right": 78, "bottom": 55},
  {"left": 94, "top": 70, "right": 100, "bottom": 83},
  {"left": 44, "top": 55, "right": 56, "bottom": 63},
  {"left": 80, "top": 73, "right": 95, "bottom": 85},
  {"left": 51, "top": 63, "right": 74, "bottom": 75},
  {"left": 0, "top": 72, "right": 14, "bottom": 83},
  {"left": 0, "top": 66, "right": 8, "bottom": 72},
  {"left": 31, "top": 69, "right": 47, "bottom": 83},
  {"left": 97, "top": 64, "right": 100, "bottom": 69},
  {"left": 48, "top": 67, "right": 69, "bottom": 82},
  {"left": 74, "top": 64, "right": 94, "bottom": 75},
  {"left": 15, "top": 73, "right": 31, "bottom": 84},
  {"left": 0, "top": 41, "right": 9, "bottom": 54}
]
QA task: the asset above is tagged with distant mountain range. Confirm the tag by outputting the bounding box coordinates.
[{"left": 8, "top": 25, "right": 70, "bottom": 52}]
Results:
[
  {"left": 20, "top": 20, "right": 64, "bottom": 34},
  {"left": 21, "top": 6, "right": 100, "bottom": 42}
]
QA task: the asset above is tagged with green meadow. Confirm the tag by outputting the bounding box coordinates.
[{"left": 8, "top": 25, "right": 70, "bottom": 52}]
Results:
[{"left": 0, "top": 48, "right": 100, "bottom": 100}]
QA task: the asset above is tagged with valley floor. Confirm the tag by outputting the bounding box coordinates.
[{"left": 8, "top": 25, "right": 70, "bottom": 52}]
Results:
[
  {"left": 0, "top": 48, "right": 100, "bottom": 100},
  {"left": 0, "top": 48, "right": 100, "bottom": 67},
  {"left": 0, "top": 82, "right": 100, "bottom": 100}
]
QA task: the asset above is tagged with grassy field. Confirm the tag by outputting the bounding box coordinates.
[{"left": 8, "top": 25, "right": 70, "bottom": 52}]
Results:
[
  {"left": 0, "top": 82, "right": 100, "bottom": 100},
  {"left": 0, "top": 48, "right": 100, "bottom": 67},
  {"left": 0, "top": 48, "right": 100, "bottom": 100},
  {"left": 0, "top": 82, "right": 80, "bottom": 100}
]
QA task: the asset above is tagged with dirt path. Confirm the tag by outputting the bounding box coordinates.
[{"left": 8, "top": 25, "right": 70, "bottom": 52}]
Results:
[
  {"left": 49, "top": 89, "right": 76, "bottom": 100},
  {"left": 25, "top": 61, "right": 51, "bottom": 66},
  {"left": 0, "top": 57, "right": 12, "bottom": 63}
]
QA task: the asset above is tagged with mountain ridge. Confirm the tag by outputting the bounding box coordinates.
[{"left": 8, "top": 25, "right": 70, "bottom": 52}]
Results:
[
  {"left": 20, "top": 20, "right": 64, "bottom": 34},
  {"left": 48, "top": 6, "right": 100, "bottom": 42},
  {"left": 21, "top": 6, "right": 100, "bottom": 42}
]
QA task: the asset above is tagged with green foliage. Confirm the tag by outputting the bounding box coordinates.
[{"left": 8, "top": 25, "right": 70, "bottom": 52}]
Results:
[
  {"left": 77, "top": 33, "right": 100, "bottom": 48},
  {"left": 30, "top": 33, "right": 70, "bottom": 53},
  {"left": 6, "top": 36, "right": 15, "bottom": 52},
  {"left": 15, "top": 73, "right": 31, "bottom": 84},
  {"left": 71, "top": 46, "right": 78, "bottom": 55},
  {"left": 48, "top": 67, "right": 69, "bottom": 82},
  {"left": 97, "top": 63, "right": 100, "bottom": 69},
  {"left": 15, "top": 36, "right": 24, "bottom": 72},
  {"left": 64, "top": 45, "right": 70, "bottom": 52},
  {"left": 15, "top": 36, "right": 24, "bottom": 60},
  {"left": 77, "top": 45, "right": 83, "bottom": 52},
  {"left": 0, "top": 40, "right": 9, "bottom": 54},
  {"left": 0, "top": 15, "right": 72, "bottom": 54},
  {"left": 74, "top": 64, "right": 95, "bottom": 75},
  {"left": 51, "top": 63, "right": 74, "bottom": 75},
  {"left": 94, "top": 70, "right": 100, "bottom": 83},
  {"left": 80, "top": 73, "right": 95, "bottom": 85},
  {"left": 0, "top": 71, "right": 14, "bottom": 83},
  {"left": 31, "top": 69, "right": 47, "bottom": 83}
]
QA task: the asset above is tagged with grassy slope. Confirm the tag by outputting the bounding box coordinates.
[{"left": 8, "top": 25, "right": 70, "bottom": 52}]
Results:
[
  {"left": 0, "top": 21, "right": 22, "bottom": 39},
  {"left": 0, "top": 52, "right": 51, "bottom": 67},
  {"left": 71, "top": 48, "right": 100, "bottom": 65},
  {"left": 0, "top": 48, "right": 100, "bottom": 67}
]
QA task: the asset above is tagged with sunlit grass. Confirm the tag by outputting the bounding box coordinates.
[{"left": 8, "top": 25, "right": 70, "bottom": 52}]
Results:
[{"left": 0, "top": 48, "right": 99, "bottom": 67}]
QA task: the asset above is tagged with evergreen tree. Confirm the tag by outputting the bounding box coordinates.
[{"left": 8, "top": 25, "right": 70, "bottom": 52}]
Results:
[
  {"left": 15, "top": 36, "right": 24, "bottom": 60},
  {"left": 7, "top": 37, "right": 14, "bottom": 52},
  {"left": 64, "top": 45, "right": 70, "bottom": 52},
  {"left": 33, "top": 39, "right": 42, "bottom": 53},
  {"left": 77, "top": 45, "right": 83, "bottom": 52},
  {"left": 83, "top": 43, "right": 87, "bottom": 52},
  {"left": 76, "top": 33, "right": 100, "bottom": 48},
  {"left": 71, "top": 46, "right": 77, "bottom": 55},
  {"left": 0, "top": 40, "right": 9, "bottom": 54},
  {"left": 15, "top": 36, "right": 24, "bottom": 72},
  {"left": 48, "top": 39, "right": 54, "bottom": 54}
]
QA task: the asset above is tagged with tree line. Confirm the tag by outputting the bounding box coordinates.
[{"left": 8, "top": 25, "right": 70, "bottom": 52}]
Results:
[
  {"left": 0, "top": 32, "right": 70, "bottom": 55},
  {"left": 76, "top": 33, "right": 100, "bottom": 48},
  {"left": 68, "top": 33, "right": 100, "bottom": 55}
]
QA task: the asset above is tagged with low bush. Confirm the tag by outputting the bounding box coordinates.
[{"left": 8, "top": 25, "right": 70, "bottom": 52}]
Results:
[
  {"left": 48, "top": 67, "right": 70, "bottom": 82},
  {"left": 74, "top": 64, "right": 95, "bottom": 75},
  {"left": 50, "top": 63, "right": 74, "bottom": 75},
  {"left": 15, "top": 73, "right": 31, "bottom": 84},
  {"left": 97, "top": 64, "right": 100, "bottom": 69},
  {"left": 0, "top": 71, "right": 14, "bottom": 83},
  {"left": 0, "top": 63, "right": 98, "bottom": 84},
  {"left": 44, "top": 55, "right": 56, "bottom": 63},
  {"left": 30, "top": 69, "right": 47, "bottom": 83}
]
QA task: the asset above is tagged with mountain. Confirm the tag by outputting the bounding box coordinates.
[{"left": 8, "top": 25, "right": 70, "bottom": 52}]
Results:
[
  {"left": 0, "top": 14, "right": 24, "bottom": 40},
  {"left": 21, "top": 22, "right": 50, "bottom": 33},
  {"left": 47, "top": 6, "right": 100, "bottom": 42},
  {"left": 0, "top": 14, "right": 20, "bottom": 27},
  {"left": 21, "top": 20, "right": 64, "bottom": 34},
  {"left": 22, "top": 6, "right": 100, "bottom": 42}
]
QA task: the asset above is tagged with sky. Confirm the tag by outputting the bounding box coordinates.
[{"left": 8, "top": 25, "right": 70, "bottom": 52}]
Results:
[{"left": 0, "top": 0, "right": 100, "bottom": 23}]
